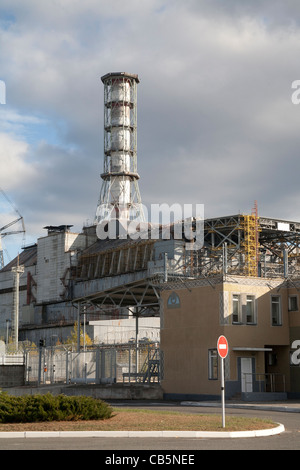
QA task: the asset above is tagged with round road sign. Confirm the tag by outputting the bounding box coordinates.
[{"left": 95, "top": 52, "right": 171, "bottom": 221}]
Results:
[{"left": 217, "top": 335, "right": 229, "bottom": 359}]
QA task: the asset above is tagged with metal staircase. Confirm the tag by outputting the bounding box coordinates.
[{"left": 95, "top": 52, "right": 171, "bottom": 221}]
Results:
[{"left": 140, "top": 348, "right": 160, "bottom": 383}]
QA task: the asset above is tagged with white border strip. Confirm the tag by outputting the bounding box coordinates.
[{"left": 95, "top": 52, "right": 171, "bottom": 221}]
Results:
[{"left": 0, "top": 424, "right": 285, "bottom": 439}]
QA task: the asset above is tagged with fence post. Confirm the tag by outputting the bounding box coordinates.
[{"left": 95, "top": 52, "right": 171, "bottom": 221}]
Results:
[
  {"left": 96, "top": 347, "right": 100, "bottom": 384},
  {"left": 147, "top": 346, "right": 150, "bottom": 383},
  {"left": 84, "top": 362, "right": 87, "bottom": 384},
  {"left": 65, "top": 350, "right": 68, "bottom": 383},
  {"left": 38, "top": 346, "right": 42, "bottom": 385},
  {"left": 128, "top": 345, "right": 131, "bottom": 383},
  {"left": 101, "top": 349, "right": 105, "bottom": 383},
  {"left": 77, "top": 301, "right": 81, "bottom": 352}
]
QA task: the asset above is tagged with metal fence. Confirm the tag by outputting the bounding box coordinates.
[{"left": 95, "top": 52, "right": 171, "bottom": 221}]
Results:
[{"left": 25, "top": 342, "right": 160, "bottom": 386}]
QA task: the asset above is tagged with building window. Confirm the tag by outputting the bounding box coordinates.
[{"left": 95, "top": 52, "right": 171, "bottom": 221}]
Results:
[
  {"left": 232, "top": 294, "right": 256, "bottom": 325},
  {"left": 167, "top": 292, "right": 180, "bottom": 309},
  {"left": 208, "top": 349, "right": 218, "bottom": 380},
  {"left": 232, "top": 294, "right": 241, "bottom": 323},
  {"left": 271, "top": 295, "right": 282, "bottom": 326},
  {"left": 246, "top": 295, "right": 256, "bottom": 324},
  {"left": 289, "top": 295, "right": 298, "bottom": 312}
]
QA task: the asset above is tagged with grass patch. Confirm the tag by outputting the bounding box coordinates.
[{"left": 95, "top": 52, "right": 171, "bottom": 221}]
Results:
[
  {"left": 107, "top": 408, "right": 275, "bottom": 432},
  {"left": 0, "top": 404, "right": 276, "bottom": 432}
]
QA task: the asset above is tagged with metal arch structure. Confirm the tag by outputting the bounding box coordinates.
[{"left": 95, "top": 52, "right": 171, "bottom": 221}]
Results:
[
  {"left": 72, "top": 239, "right": 161, "bottom": 315},
  {"left": 72, "top": 274, "right": 161, "bottom": 353},
  {"left": 73, "top": 278, "right": 161, "bottom": 318}
]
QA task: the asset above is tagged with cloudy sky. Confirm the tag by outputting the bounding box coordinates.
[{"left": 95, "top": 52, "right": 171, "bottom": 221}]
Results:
[{"left": 1, "top": 0, "right": 300, "bottom": 260}]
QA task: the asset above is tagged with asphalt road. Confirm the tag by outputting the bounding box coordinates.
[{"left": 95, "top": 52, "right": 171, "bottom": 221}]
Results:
[{"left": 0, "top": 404, "right": 299, "bottom": 451}]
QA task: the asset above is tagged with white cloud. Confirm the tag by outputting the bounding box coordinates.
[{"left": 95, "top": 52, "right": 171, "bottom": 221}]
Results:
[{"left": 0, "top": 132, "right": 37, "bottom": 189}]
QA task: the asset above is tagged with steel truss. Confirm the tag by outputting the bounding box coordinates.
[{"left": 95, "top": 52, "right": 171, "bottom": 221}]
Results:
[
  {"left": 73, "top": 213, "right": 300, "bottom": 325},
  {"left": 195, "top": 214, "right": 300, "bottom": 279},
  {"left": 73, "top": 278, "right": 161, "bottom": 322}
]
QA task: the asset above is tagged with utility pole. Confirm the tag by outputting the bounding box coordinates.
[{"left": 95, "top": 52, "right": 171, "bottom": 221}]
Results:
[{"left": 11, "top": 257, "right": 24, "bottom": 351}]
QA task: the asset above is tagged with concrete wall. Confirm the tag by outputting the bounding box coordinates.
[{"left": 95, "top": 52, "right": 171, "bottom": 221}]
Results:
[
  {"left": 90, "top": 317, "right": 160, "bottom": 344},
  {"left": 19, "top": 316, "right": 160, "bottom": 347},
  {"left": 4, "top": 383, "right": 163, "bottom": 400},
  {"left": 0, "top": 365, "right": 25, "bottom": 387},
  {"left": 0, "top": 229, "right": 92, "bottom": 337},
  {"left": 0, "top": 260, "right": 37, "bottom": 337},
  {"left": 36, "top": 231, "right": 86, "bottom": 304},
  {"left": 161, "top": 281, "right": 223, "bottom": 399}
]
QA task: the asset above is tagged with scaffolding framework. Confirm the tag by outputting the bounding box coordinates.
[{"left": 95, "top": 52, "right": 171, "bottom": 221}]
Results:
[{"left": 242, "top": 214, "right": 260, "bottom": 277}]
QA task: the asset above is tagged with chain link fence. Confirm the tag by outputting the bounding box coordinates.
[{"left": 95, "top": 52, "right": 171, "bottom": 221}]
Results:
[{"left": 24, "top": 342, "right": 160, "bottom": 386}]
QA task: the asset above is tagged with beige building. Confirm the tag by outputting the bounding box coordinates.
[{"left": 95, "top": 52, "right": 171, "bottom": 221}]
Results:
[{"left": 161, "top": 275, "right": 300, "bottom": 400}]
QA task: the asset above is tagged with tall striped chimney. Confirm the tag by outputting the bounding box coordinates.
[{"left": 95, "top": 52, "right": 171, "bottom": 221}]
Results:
[{"left": 95, "top": 72, "right": 144, "bottom": 235}]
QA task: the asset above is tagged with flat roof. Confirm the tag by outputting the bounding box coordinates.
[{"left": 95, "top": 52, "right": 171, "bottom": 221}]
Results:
[
  {"left": 101, "top": 72, "right": 140, "bottom": 83},
  {"left": 204, "top": 214, "right": 300, "bottom": 232},
  {"left": 232, "top": 347, "right": 273, "bottom": 352}
]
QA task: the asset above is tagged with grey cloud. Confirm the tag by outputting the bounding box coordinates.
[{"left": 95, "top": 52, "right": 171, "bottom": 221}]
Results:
[{"left": 1, "top": 0, "right": 300, "bottom": 252}]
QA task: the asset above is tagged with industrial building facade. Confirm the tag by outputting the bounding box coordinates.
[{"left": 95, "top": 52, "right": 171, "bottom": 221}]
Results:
[
  {"left": 0, "top": 224, "right": 160, "bottom": 346},
  {"left": 1, "top": 213, "right": 300, "bottom": 399}
]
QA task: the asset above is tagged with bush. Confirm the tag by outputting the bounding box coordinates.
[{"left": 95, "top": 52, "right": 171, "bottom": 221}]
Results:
[{"left": 0, "top": 393, "right": 113, "bottom": 423}]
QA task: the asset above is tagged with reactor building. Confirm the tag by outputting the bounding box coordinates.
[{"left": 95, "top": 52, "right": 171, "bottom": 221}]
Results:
[{"left": 1, "top": 73, "right": 300, "bottom": 400}]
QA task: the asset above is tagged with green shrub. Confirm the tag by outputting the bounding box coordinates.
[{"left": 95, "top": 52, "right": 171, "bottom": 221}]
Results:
[{"left": 0, "top": 393, "right": 113, "bottom": 423}]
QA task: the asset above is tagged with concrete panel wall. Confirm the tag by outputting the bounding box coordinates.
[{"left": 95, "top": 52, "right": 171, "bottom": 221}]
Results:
[
  {"left": 0, "top": 365, "right": 25, "bottom": 387},
  {"left": 90, "top": 317, "right": 160, "bottom": 344}
]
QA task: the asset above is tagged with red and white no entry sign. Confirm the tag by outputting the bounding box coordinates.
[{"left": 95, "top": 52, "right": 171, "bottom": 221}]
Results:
[
  {"left": 217, "top": 335, "right": 229, "bottom": 359},
  {"left": 217, "top": 335, "right": 229, "bottom": 428}
]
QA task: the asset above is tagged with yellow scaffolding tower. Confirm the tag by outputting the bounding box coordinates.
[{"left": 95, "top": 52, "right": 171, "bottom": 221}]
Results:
[{"left": 242, "top": 213, "right": 260, "bottom": 277}]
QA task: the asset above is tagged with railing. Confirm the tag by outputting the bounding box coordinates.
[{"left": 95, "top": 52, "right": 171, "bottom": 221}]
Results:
[{"left": 243, "top": 373, "right": 286, "bottom": 393}]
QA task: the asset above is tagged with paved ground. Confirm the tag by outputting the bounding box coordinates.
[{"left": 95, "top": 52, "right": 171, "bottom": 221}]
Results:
[
  {"left": 180, "top": 398, "right": 300, "bottom": 413},
  {"left": 111, "top": 398, "right": 300, "bottom": 412}
]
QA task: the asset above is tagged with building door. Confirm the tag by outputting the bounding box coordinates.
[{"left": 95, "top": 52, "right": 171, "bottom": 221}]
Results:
[{"left": 241, "top": 357, "right": 253, "bottom": 392}]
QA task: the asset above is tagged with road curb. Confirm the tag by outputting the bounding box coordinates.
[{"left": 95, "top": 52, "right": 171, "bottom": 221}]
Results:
[
  {"left": 0, "top": 423, "right": 285, "bottom": 439},
  {"left": 181, "top": 401, "right": 300, "bottom": 413}
]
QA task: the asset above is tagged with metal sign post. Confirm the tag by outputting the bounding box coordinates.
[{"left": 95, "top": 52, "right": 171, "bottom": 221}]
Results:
[
  {"left": 220, "top": 355, "right": 225, "bottom": 428},
  {"left": 217, "top": 335, "right": 229, "bottom": 428}
]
